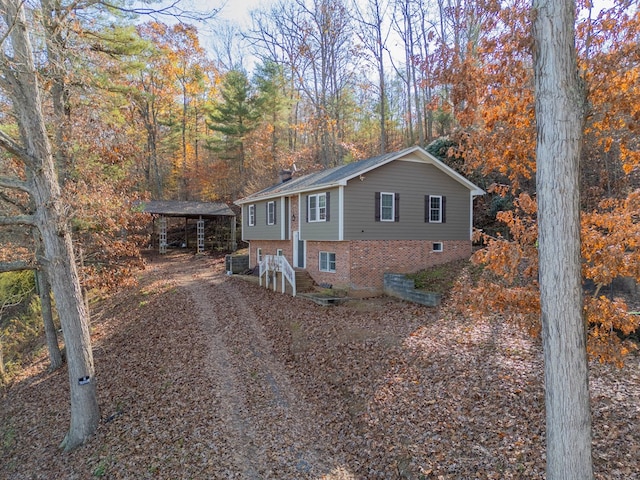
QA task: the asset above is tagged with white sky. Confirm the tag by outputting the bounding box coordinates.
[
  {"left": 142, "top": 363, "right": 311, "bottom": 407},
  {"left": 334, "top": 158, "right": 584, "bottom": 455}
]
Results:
[
  {"left": 216, "top": 0, "right": 271, "bottom": 25},
  {"left": 150, "top": 0, "right": 617, "bottom": 71}
]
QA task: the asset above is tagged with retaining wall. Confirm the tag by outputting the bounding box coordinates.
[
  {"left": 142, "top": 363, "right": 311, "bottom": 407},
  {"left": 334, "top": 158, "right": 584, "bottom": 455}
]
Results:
[{"left": 383, "top": 273, "right": 441, "bottom": 307}]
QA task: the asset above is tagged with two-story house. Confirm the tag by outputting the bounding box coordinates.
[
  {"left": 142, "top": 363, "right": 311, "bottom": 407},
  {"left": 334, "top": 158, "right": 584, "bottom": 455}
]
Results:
[{"left": 235, "top": 146, "right": 485, "bottom": 294}]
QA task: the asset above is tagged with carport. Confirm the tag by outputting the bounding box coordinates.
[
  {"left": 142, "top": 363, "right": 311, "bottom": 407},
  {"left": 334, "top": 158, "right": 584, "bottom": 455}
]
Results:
[{"left": 139, "top": 200, "right": 237, "bottom": 254}]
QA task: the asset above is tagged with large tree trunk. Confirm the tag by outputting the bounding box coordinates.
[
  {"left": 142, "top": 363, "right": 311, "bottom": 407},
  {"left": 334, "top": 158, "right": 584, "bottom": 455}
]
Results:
[
  {"left": 532, "top": 1, "right": 594, "bottom": 478},
  {"left": 1, "top": 0, "right": 99, "bottom": 451}
]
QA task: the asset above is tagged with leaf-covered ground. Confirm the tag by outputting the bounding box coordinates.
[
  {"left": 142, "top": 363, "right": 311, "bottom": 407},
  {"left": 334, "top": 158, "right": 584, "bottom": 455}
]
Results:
[{"left": 1, "top": 252, "right": 639, "bottom": 479}]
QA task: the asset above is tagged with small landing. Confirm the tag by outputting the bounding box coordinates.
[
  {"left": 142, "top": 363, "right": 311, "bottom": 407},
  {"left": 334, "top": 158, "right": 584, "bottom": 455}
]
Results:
[{"left": 298, "top": 293, "right": 350, "bottom": 306}]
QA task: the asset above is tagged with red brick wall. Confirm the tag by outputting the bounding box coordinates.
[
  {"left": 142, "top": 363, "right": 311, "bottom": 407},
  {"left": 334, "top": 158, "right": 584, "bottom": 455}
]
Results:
[
  {"left": 349, "top": 240, "right": 472, "bottom": 293},
  {"left": 290, "top": 194, "right": 300, "bottom": 233},
  {"left": 250, "top": 238, "right": 471, "bottom": 294},
  {"left": 249, "top": 240, "right": 293, "bottom": 268},
  {"left": 305, "top": 241, "right": 351, "bottom": 288}
]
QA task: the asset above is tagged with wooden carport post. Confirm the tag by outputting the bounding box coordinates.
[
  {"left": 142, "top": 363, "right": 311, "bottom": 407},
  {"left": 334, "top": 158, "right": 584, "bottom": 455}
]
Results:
[{"left": 230, "top": 216, "right": 236, "bottom": 251}]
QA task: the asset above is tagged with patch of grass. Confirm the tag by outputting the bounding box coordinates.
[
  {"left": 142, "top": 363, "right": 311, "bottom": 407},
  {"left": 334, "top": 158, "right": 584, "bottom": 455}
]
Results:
[
  {"left": 407, "top": 258, "right": 482, "bottom": 295},
  {"left": 1, "top": 297, "right": 48, "bottom": 382},
  {"left": 92, "top": 457, "right": 110, "bottom": 477},
  {"left": 1, "top": 424, "right": 16, "bottom": 450}
]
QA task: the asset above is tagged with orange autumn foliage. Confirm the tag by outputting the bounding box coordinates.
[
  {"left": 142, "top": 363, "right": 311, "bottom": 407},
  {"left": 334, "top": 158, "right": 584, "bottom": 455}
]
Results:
[{"left": 447, "top": 1, "right": 640, "bottom": 365}]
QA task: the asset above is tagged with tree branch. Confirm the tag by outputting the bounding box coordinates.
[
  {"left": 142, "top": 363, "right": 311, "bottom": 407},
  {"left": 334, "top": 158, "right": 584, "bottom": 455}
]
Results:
[
  {"left": 0, "top": 214, "right": 35, "bottom": 226},
  {"left": 0, "top": 190, "right": 29, "bottom": 212},
  {"left": 99, "top": 0, "right": 222, "bottom": 22},
  {"left": 0, "top": 260, "right": 36, "bottom": 273},
  {"left": 0, "top": 129, "right": 34, "bottom": 165},
  {"left": 0, "top": 175, "right": 32, "bottom": 193}
]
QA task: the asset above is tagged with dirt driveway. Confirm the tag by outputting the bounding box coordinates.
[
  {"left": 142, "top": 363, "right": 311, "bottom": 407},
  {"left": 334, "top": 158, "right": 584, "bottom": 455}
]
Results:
[
  {"left": 2, "top": 252, "right": 639, "bottom": 479},
  {"left": 169, "top": 255, "right": 352, "bottom": 478}
]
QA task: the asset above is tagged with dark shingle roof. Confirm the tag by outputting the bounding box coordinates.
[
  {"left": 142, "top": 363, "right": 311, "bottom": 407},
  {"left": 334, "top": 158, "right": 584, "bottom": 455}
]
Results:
[
  {"left": 236, "top": 149, "right": 412, "bottom": 204},
  {"left": 138, "top": 200, "right": 235, "bottom": 217}
]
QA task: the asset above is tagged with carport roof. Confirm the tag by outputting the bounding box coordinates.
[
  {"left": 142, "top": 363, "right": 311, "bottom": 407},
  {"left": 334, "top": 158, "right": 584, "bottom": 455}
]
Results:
[{"left": 138, "top": 200, "right": 235, "bottom": 218}]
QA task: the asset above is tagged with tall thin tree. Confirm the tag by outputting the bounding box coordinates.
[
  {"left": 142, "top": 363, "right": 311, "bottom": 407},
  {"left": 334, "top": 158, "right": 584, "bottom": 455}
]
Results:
[
  {"left": 0, "top": 0, "right": 99, "bottom": 450},
  {"left": 532, "top": 0, "right": 594, "bottom": 478}
]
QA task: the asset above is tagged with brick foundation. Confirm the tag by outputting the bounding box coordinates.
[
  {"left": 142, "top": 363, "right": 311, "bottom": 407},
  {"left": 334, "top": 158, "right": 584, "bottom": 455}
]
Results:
[
  {"left": 305, "top": 241, "right": 351, "bottom": 288},
  {"left": 249, "top": 240, "right": 293, "bottom": 267},
  {"left": 248, "top": 239, "right": 471, "bottom": 293},
  {"left": 299, "top": 239, "right": 471, "bottom": 294},
  {"left": 349, "top": 240, "right": 471, "bottom": 292}
]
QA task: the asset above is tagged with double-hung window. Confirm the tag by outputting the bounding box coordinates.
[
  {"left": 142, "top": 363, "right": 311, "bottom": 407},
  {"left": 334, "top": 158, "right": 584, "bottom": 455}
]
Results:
[
  {"left": 267, "top": 201, "right": 276, "bottom": 225},
  {"left": 308, "top": 193, "right": 327, "bottom": 222},
  {"left": 380, "top": 192, "right": 394, "bottom": 221},
  {"left": 248, "top": 204, "right": 256, "bottom": 226},
  {"left": 429, "top": 196, "right": 443, "bottom": 223},
  {"left": 319, "top": 251, "right": 336, "bottom": 272},
  {"left": 375, "top": 192, "right": 399, "bottom": 222}
]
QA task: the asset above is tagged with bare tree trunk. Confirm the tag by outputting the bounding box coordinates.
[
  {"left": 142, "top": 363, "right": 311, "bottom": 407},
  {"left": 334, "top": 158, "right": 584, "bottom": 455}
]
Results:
[
  {"left": 418, "top": 4, "right": 434, "bottom": 141},
  {"left": 181, "top": 80, "right": 189, "bottom": 200},
  {"left": 41, "top": 0, "right": 73, "bottom": 184},
  {"left": 33, "top": 229, "right": 64, "bottom": 371},
  {"left": 36, "top": 267, "right": 63, "bottom": 371},
  {"left": 532, "top": 1, "right": 594, "bottom": 478},
  {"left": 0, "top": 0, "right": 99, "bottom": 450},
  {"left": 403, "top": 0, "right": 424, "bottom": 146},
  {"left": 0, "top": 337, "right": 4, "bottom": 384},
  {"left": 354, "top": 0, "right": 388, "bottom": 154}
]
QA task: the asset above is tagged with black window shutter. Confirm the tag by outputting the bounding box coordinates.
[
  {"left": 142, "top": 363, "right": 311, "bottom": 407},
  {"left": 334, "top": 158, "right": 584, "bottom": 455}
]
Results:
[
  {"left": 394, "top": 193, "right": 400, "bottom": 221},
  {"left": 442, "top": 196, "right": 446, "bottom": 223},
  {"left": 306, "top": 196, "right": 309, "bottom": 222},
  {"left": 326, "top": 192, "right": 330, "bottom": 221},
  {"left": 424, "top": 195, "right": 430, "bottom": 223},
  {"left": 273, "top": 201, "right": 277, "bottom": 224},
  {"left": 375, "top": 192, "right": 381, "bottom": 221},
  {"left": 265, "top": 203, "right": 269, "bottom": 224}
]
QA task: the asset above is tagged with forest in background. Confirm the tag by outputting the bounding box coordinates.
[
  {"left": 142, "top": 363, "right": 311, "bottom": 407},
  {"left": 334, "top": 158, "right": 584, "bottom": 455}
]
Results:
[{"left": 1, "top": 0, "right": 640, "bottom": 379}]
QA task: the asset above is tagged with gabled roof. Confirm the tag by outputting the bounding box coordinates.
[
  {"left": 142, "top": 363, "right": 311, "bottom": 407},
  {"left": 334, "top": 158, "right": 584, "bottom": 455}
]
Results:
[
  {"left": 235, "top": 146, "right": 485, "bottom": 205},
  {"left": 139, "top": 200, "right": 235, "bottom": 218}
]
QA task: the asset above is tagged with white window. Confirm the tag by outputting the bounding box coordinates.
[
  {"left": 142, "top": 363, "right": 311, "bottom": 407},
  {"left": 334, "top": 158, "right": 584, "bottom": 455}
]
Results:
[
  {"left": 433, "top": 242, "right": 443, "bottom": 252},
  {"left": 429, "top": 196, "right": 443, "bottom": 223},
  {"left": 380, "top": 192, "right": 395, "bottom": 221},
  {"left": 267, "top": 201, "right": 276, "bottom": 225},
  {"left": 276, "top": 249, "right": 283, "bottom": 256},
  {"left": 248, "top": 204, "right": 256, "bottom": 226},
  {"left": 319, "top": 251, "right": 336, "bottom": 272},
  {"left": 308, "top": 193, "right": 327, "bottom": 222},
  {"left": 257, "top": 248, "right": 263, "bottom": 262}
]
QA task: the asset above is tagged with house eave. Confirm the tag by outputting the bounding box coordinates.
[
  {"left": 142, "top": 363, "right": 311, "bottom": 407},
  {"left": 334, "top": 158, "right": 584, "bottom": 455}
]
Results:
[{"left": 234, "top": 182, "right": 346, "bottom": 205}]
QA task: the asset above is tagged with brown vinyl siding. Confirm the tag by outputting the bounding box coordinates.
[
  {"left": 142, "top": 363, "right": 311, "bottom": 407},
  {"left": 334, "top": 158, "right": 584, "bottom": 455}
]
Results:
[
  {"left": 300, "top": 188, "right": 340, "bottom": 240},
  {"left": 243, "top": 199, "right": 285, "bottom": 241},
  {"left": 343, "top": 160, "right": 471, "bottom": 240}
]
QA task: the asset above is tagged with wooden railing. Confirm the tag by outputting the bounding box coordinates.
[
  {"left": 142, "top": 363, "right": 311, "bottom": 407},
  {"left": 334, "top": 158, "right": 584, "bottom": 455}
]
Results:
[{"left": 259, "top": 255, "right": 296, "bottom": 297}]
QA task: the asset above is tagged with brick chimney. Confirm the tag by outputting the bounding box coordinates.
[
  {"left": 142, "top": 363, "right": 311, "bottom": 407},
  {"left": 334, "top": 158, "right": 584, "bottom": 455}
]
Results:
[{"left": 279, "top": 169, "right": 293, "bottom": 183}]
